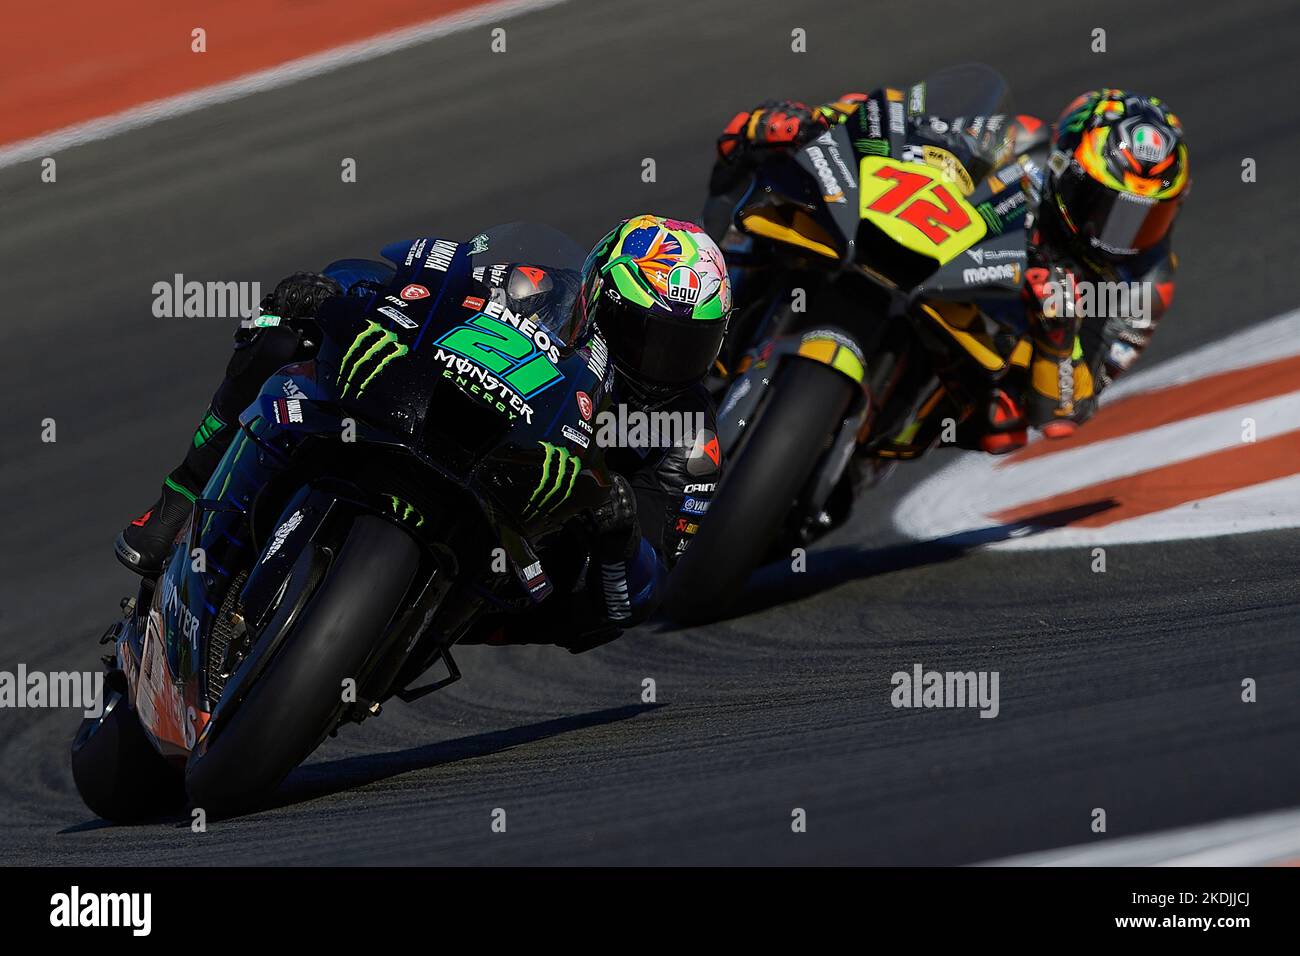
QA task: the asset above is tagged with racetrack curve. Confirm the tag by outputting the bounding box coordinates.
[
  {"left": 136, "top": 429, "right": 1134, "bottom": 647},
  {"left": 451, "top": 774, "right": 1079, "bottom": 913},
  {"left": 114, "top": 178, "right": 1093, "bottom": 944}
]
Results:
[{"left": 1, "top": 0, "right": 1298, "bottom": 865}]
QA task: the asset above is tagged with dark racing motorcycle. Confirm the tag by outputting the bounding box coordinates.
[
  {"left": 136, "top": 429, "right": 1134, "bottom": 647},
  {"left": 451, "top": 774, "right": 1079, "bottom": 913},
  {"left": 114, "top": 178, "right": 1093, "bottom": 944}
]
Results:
[
  {"left": 666, "top": 65, "right": 1038, "bottom": 624},
  {"left": 72, "top": 223, "right": 615, "bottom": 819}
]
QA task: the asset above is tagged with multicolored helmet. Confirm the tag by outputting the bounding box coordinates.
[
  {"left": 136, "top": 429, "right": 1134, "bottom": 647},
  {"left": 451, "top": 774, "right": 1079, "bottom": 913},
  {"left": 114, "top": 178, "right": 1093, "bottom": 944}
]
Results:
[
  {"left": 578, "top": 214, "right": 731, "bottom": 397},
  {"left": 1045, "top": 90, "right": 1189, "bottom": 256}
]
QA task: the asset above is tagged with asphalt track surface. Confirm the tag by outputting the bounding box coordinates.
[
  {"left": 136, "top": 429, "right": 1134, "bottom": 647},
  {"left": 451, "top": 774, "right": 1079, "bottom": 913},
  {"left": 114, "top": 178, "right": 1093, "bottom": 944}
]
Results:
[{"left": 1, "top": 0, "right": 1298, "bottom": 865}]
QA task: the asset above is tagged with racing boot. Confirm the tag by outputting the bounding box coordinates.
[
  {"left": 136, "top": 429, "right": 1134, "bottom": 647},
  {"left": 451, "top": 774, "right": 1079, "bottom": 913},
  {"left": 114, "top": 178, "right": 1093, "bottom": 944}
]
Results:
[
  {"left": 978, "top": 386, "right": 1029, "bottom": 454},
  {"left": 114, "top": 474, "right": 198, "bottom": 576},
  {"left": 1024, "top": 266, "right": 1094, "bottom": 438},
  {"left": 114, "top": 404, "right": 234, "bottom": 576},
  {"left": 1026, "top": 338, "right": 1095, "bottom": 438},
  {"left": 948, "top": 383, "right": 1028, "bottom": 454}
]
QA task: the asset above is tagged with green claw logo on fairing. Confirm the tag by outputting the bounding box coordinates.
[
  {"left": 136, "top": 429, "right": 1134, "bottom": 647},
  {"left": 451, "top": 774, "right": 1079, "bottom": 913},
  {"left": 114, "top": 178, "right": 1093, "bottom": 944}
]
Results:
[
  {"left": 388, "top": 495, "right": 424, "bottom": 527},
  {"left": 339, "top": 320, "right": 409, "bottom": 397},
  {"left": 525, "top": 441, "right": 581, "bottom": 518}
]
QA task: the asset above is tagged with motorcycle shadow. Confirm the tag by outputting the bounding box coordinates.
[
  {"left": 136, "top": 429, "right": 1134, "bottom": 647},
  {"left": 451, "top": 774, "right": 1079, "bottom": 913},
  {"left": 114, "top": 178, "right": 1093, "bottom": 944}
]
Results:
[
  {"left": 271, "top": 702, "right": 659, "bottom": 811},
  {"left": 62, "top": 702, "right": 658, "bottom": 829},
  {"left": 667, "top": 499, "right": 1120, "bottom": 626}
]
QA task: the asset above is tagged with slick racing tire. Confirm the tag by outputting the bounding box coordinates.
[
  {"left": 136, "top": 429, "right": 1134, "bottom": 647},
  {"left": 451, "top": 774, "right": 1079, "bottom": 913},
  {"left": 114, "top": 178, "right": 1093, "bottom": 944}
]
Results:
[
  {"left": 71, "top": 676, "right": 187, "bottom": 822},
  {"left": 185, "top": 514, "right": 419, "bottom": 817},
  {"left": 664, "top": 357, "right": 857, "bottom": 626}
]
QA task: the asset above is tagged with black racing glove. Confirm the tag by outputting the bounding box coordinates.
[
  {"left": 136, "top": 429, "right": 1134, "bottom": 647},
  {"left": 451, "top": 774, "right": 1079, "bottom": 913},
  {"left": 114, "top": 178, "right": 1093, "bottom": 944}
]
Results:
[
  {"left": 262, "top": 272, "right": 344, "bottom": 320},
  {"left": 582, "top": 473, "right": 639, "bottom": 564}
]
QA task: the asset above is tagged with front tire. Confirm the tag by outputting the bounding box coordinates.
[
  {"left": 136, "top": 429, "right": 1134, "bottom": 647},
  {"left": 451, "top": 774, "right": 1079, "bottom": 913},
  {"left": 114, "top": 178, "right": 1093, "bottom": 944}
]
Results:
[
  {"left": 71, "top": 680, "right": 187, "bottom": 822},
  {"left": 665, "top": 358, "right": 857, "bottom": 625},
  {"left": 185, "top": 514, "right": 419, "bottom": 816}
]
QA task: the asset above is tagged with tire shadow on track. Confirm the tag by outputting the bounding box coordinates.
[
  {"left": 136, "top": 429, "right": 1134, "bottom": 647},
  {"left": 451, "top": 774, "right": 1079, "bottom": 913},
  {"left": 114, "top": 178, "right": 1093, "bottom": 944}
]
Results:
[
  {"left": 58, "top": 703, "right": 658, "bottom": 830},
  {"left": 657, "top": 500, "right": 1118, "bottom": 628}
]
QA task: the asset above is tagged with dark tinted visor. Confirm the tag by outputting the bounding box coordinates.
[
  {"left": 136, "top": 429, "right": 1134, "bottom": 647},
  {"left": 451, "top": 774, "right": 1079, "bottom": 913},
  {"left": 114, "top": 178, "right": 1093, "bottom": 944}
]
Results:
[
  {"left": 1055, "top": 169, "right": 1179, "bottom": 254},
  {"left": 593, "top": 296, "right": 726, "bottom": 388}
]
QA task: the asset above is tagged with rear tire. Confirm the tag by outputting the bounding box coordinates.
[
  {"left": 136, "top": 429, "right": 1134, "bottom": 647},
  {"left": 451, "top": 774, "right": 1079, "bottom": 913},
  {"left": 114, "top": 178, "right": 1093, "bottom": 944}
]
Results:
[
  {"left": 665, "top": 358, "right": 856, "bottom": 625},
  {"left": 185, "top": 514, "right": 419, "bottom": 817}
]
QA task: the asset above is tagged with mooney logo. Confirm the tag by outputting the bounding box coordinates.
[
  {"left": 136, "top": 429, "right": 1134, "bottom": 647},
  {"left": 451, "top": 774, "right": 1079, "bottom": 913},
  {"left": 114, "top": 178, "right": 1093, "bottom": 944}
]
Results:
[
  {"left": 525, "top": 441, "right": 581, "bottom": 518},
  {"left": 806, "top": 145, "right": 846, "bottom": 204},
  {"left": 963, "top": 264, "right": 1020, "bottom": 284},
  {"left": 339, "top": 321, "right": 408, "bottom": 398}
]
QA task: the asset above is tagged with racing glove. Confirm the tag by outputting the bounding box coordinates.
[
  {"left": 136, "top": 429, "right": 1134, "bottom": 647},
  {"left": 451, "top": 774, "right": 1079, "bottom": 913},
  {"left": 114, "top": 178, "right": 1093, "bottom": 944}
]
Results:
[
  {"left": 577, "top": 473, "right": 643, "bottom": 625},
  {"left": 582, "top": 473, "right": 639, "bottom": 563},
  {"left": 717, "top": 100, "right": 829, "bottom": 161},
  {"left": 261, "top": 272, "right": 344, "bottom": 321}
]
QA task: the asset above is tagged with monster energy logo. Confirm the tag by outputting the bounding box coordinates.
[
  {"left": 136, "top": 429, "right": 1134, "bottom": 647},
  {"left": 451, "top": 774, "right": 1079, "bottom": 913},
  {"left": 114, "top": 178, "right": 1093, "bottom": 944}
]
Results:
[
  {"left": 524, "top": 441, "right": 581, "bottom": 518},
  {"left": 388, "top": 495, "right": 424, "bottom": 527},
  {"left": 339, "top": 320, "right": 409, "bottom": 397},
  {"left": 976, "top": 201, "right": 1003, "bottom": 235},
  {"left": 855, "top": 137, "right": 890, "bottom": 156}
]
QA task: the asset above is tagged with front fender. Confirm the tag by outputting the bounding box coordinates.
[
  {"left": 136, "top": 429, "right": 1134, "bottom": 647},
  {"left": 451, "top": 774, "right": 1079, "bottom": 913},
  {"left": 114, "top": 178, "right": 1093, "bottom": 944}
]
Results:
[{"left": 715, "top": 327, "right": 869, "bottom": 452}]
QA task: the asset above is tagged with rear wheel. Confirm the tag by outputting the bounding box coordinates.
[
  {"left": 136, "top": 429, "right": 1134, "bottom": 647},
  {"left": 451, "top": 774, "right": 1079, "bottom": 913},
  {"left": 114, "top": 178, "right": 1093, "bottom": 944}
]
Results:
[
  {"left": 185, "top": 514, "right": 419, "bottom": 817},
  {"left": 665, "top": 358, "right": 857, "bottom": 625}
]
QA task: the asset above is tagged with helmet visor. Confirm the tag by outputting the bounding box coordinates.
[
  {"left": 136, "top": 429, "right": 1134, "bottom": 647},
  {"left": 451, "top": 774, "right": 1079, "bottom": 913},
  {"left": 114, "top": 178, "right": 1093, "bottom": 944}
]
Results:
[
  {"left": 1055, "top": 169, "right": 1180, "bottom": 254},
  {"left": 592, "top": 294, "right": 727, "bottom": 389}
]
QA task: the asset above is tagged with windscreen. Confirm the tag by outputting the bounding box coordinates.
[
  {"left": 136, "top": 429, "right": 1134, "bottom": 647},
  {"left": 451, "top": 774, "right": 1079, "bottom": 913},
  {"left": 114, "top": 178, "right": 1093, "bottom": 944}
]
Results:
[
  {"left": 467, "top": 222, "right": 587, "bottom": 346},
  {"left": 909, "top": 63, "right": 1014, "bottom": 120}
]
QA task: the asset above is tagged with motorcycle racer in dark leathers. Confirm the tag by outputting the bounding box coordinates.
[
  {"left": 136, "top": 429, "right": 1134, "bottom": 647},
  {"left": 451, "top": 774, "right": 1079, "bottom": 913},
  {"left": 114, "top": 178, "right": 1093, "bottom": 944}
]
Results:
[
  {"left": 115, "top": 215, "right": 731, "bottom": 652},
  {"left": 705, "top": 85, "right": 1188, "bottom": 453}
]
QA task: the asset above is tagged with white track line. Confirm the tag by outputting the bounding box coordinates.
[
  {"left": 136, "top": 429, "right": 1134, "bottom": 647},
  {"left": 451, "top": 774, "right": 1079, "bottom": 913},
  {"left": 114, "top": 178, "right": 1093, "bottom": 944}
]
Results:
[
  {"left": 0, "top": 0, "right": 570, "bottom": 170},
  {"left": 980, "top": 805, "right": 1300, "bottom": 866},
  {"left": 983, "top": 392, "right": 1300, "bottom": 507},
  {"left": 1101, "top": 308, "right": 1300, "bottom": 401},
  {"left": 892, "top": 307, "right": 1300, "bottom": 549}
]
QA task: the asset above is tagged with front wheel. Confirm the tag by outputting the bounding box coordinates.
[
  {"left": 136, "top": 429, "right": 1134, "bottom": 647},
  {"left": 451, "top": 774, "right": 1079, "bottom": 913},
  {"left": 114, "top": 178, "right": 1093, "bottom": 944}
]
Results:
[
  {"left": 71, "top": 678, "right": 187, "bottom": 822},
  {"left": 665, "top": 358, "right": 857, "bottom": 625},
  {"left": 185, "top": 514, "right": 419, "bottom": 817}
]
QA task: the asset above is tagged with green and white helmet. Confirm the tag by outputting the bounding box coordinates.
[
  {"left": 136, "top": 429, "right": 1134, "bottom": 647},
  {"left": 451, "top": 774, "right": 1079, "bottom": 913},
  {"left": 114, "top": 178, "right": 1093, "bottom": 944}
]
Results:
[{"left": 578, "top": 214, "right": 731, "bottom": 398}]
